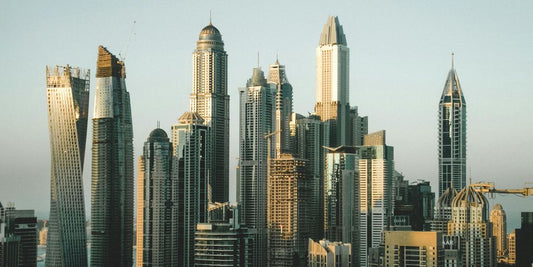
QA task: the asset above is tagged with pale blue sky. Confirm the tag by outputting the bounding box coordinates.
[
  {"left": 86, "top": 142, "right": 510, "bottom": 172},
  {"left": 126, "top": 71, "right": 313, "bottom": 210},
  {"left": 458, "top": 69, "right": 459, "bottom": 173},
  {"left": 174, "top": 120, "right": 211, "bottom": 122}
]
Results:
[{"left": 1, "top": 0, "right": 532, "bottom": 231}]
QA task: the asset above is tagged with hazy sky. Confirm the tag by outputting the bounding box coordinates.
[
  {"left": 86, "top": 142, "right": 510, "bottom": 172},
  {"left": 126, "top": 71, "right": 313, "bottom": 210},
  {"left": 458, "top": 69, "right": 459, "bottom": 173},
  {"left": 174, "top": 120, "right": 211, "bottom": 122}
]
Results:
[{"left": 1, "top": 0, "right": 532, "bottom": 232}]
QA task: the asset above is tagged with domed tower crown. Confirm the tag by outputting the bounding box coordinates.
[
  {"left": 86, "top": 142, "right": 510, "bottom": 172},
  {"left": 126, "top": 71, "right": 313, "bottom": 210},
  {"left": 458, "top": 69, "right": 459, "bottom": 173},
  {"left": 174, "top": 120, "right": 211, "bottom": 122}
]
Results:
[
  {"left": 196, "top": 22, "right": 224, "bottom": 51},
  {"left": 148, "top": 128, "right": 169, "bottom": 142}
]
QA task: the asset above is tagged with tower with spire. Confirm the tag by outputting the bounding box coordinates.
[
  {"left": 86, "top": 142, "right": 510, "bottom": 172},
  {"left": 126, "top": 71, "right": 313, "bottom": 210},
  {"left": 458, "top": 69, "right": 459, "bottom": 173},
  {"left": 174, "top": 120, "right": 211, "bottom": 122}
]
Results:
[
  {"left": 190, "top": 20, "right": 229, "bottom": 203},
  {"left": 438, "top": 53, "right": 467, "bottom": 196}
]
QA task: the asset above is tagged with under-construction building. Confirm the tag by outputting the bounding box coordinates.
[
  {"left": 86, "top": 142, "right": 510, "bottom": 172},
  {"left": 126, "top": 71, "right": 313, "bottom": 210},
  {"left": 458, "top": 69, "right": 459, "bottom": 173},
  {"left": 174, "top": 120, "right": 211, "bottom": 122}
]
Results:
[{"left": 267, "top": 154, "right": 313, "bottom": 266}]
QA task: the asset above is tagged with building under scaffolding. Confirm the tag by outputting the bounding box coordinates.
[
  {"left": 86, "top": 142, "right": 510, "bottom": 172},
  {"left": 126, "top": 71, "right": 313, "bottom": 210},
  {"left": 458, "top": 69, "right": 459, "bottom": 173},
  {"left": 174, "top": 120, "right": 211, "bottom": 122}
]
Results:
[{"left": 267, "top": 154, "right": 313, "bottom": 266}]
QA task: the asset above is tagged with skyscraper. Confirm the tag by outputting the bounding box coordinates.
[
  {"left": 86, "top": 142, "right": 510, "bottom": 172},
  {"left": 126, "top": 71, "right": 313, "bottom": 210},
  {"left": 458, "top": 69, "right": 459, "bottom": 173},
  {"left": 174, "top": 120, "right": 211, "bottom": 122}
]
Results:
[
  {"left": 238, "top": 67, "right": 274, "bottom": 265},
  {"left": 383, "top": 231, "right": 444, "bottom": 266},
  {"left": 448, "top": 185, "right": 496, "bottom": 266},
  {"left": 172, "top": 112, "right": 209, "bottom": 266},
  {"left": 267, "top": 59, "right": 293, "bottom": 156},
  {"left": 323, "top": 146, "right": 359, "bottom": 265},
  {"left": 315, "top": 16, "right": 350, "bottom": 147},
  {"left": 136, "top": 128, "right": 176, "bottom": 266},
  {"left": 358, "top": 130, "right": 394, "bottom": 267},
  {"left": 267, "top": 154, "right": 312, "bottom": 266},
  {"left": 190, "top": 21, "right": 229, "bottom": 203},
  {"left": 438, "top": 55, "right": 466, "bottom": 196},
  {"left": 46, "top": 65, "right": 89, "bottom": 266},
  {"left": 91, "top": 46, "right": 134, "bottom": 266},
  {"left": 490, "top": 204, "right": 507, "bottom": 258}
]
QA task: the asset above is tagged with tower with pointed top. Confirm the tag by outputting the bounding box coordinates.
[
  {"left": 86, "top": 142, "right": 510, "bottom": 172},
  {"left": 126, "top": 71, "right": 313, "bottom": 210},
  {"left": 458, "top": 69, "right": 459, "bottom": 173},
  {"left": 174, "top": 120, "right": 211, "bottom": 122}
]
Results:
[
  {"left": 438, "top": 54, "right": 466, "bottom": 196},
  {"left": 190, "top": 21, "right": 229, "bottom": 203},
  {"left": 91, "top": 45, "right": 134, "bottom": 267},
  {"left": 315, "top": 16, "right": 350, "bottom": 147}
]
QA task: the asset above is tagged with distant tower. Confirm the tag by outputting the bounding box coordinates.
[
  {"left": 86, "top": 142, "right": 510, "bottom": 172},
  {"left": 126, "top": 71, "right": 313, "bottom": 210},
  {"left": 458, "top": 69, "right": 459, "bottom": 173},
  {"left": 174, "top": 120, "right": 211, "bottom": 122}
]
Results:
[
  {"left": 45, "top": 65, "right": 89, "bottom": 266},
  {"left": 238, "top": 67, "right": 274, "bottom": 265},
  {"left": 267, "top": 59, "right": 293, "bottom": 156},
  {"left": 172, "top": 112, "right": 209, "bottom": 266},
  {"left": 267, "top": 154, "right": 312, "bottom": 266},
  {"left": 136, "top": 128, "right": 176, "bottom": 266},
  {"left": 358, "top": 130, "right": 394, "bottom": 267},
  {"left": 448, "top": 185, "right": 496, "bottom": 266},
  {"left": 91, "top": 46, "right": 134, "bottom": 267},
  {"left": 190, "top": 21, "right": 229, "bottom": 203},
  {"left": 490, "top": 204, "right": 507, "bottom": 258},
  {"left": 314, "top": 16, "right": 350, "bottom": 147},
  {"left": 438, "top": 53, "right": 466, "bottom": 196}
]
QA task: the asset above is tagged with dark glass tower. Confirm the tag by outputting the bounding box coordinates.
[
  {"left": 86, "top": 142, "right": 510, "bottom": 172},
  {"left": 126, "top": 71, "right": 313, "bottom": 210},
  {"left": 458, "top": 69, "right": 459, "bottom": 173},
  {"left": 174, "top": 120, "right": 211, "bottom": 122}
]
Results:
[
  {"left": 46, "top": 65, "right": 89, "bottom": 266},
  {"left": 91, "top": 46, "right": 134, "bottom": 266},
  {"left": 438, "top": 54, "right": 466, "bottom": 196}
]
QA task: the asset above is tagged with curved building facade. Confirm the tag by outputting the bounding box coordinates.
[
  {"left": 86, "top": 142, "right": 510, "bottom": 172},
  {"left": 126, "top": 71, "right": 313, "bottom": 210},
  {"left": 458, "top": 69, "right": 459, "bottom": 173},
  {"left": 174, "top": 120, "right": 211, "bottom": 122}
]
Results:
[{"left": 46, "top": 65, "right": 89, "bottom": 266}]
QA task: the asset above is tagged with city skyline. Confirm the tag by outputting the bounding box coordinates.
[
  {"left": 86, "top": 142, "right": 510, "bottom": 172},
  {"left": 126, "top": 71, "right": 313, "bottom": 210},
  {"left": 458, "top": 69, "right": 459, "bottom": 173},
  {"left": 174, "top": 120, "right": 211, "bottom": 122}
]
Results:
[{"left": 1, "top": 0, "right": 532, "bottom": 233}]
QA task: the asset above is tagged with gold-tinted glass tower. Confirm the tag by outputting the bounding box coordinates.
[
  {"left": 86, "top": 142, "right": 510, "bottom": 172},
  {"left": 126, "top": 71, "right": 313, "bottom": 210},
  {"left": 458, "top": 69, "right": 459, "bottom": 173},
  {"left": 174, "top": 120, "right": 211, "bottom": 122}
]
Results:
[{"left": 46, "top": 65, "right": 89, "bottom": 266}]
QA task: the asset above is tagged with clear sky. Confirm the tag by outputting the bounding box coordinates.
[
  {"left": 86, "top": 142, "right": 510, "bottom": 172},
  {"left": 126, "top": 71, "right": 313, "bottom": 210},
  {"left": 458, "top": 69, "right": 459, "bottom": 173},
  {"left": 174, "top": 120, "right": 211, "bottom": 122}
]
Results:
[{"left": 1, "top": 0, "right": 532, "bottom": 232}]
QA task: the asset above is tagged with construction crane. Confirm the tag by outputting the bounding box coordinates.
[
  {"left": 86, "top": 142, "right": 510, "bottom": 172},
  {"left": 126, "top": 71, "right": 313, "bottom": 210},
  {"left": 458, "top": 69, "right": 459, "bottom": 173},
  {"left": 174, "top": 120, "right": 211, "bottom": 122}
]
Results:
[{"left": 471, "top": 182, "right": 533, "bottom": 198}]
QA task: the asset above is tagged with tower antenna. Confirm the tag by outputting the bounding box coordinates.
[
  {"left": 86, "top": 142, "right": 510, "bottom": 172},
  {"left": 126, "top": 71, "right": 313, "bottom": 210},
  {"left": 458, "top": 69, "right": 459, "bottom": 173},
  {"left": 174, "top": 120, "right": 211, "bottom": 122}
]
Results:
[
  {"left": 451, "top": 52, "right": 455, "bottom": 69},
  {"left": 209, "top": 10, "right": 212, "bottom": 25},
  {"left": 257, "top": 51, "right": 260, "bottom": 68}
]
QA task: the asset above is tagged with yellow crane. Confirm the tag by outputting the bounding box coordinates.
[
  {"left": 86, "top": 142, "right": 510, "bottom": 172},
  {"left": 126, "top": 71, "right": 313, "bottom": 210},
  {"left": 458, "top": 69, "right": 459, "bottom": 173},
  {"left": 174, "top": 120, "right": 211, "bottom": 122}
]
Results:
[{"left": 471, "top": 182, "right": 533, "bottom": 197}]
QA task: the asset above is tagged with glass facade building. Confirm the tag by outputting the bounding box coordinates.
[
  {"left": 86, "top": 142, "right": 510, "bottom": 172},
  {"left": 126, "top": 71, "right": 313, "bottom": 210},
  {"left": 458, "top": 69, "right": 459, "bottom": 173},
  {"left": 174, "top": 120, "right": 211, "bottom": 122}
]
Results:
[
  {"left": 46, "top": 65, "right": 89, "bottom": 266},
  {"left": 91, "top": 45, "right": 134, "bottom": 266}
]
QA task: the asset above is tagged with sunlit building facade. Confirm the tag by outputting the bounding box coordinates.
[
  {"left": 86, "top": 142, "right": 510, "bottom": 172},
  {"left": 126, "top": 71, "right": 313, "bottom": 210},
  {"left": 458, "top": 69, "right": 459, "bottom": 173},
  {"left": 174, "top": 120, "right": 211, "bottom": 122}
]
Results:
[
  {"left": 190, "top": 22, "right": 229, "bottom": 203},
  {"left": 438, "top": 57, "right": 466, "bottom": 196},
  {"left": 314, "top": 16, "right": 350, "bottom": 147},
  {"left": 46, "top": 65, "right": 89, "bottom": 266},
  {"left": 267, "top": 59, "right": 293, "bottom": 156},
  {"left": 91, "top": 46, "right": 134, "bottom": 267},
  {"left": 308, "top": 239, "right": 351, "bottom": 267},
  {"left": 358, "top": 130, "right": 394, "bottom": 267},
  {"left": 238, "top": 67, "right": 274, "bottom": 266},
  {"left": 490, "top": 204, "right": 507, "bottom": 258}
]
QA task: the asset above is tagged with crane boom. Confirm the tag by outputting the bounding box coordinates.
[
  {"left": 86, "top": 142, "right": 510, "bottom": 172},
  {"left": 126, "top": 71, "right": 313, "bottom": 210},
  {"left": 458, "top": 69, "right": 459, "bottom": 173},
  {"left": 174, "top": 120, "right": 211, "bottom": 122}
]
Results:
[{"left": 471, "top": 182, "right": 533, "bottom": 197}]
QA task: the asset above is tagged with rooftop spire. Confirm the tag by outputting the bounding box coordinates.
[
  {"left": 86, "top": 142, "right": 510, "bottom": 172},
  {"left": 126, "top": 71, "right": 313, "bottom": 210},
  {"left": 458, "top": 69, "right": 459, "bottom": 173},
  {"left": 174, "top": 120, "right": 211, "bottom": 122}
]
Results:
[
  {"left": 319, "top": 16, "right": 347, "bottom": 46},
  {"left": 451, "top": 52, "right": 455, "bottom": 69},
  {"left": 209, "top": 10, "right": 212, "bottom": 25}
]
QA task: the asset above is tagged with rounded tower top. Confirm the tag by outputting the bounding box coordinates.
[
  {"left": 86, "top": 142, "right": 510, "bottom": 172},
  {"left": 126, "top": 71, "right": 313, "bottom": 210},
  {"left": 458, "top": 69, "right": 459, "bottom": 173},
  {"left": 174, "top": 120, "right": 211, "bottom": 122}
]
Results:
[
  {"left": 197, "top": 23, "right": 224, "bottom": 51},
  {"left": 178, "top": 111, "right": 205, "bottom": 125},
  {"left": 452, "top": 185, "right": 489, "bottom": 209},
  {"left": 437, "top": 187, "right": 459, "bottom": 208},
  {"left": 148, "top": 128, "right": 168, "bottom": 142}
]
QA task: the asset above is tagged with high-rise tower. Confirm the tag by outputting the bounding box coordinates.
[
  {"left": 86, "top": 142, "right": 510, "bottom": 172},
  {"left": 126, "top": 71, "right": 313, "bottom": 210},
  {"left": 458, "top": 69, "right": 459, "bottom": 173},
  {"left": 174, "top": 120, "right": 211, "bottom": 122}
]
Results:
[
  {"left": 267, "top": 59, "right": 293, "bottom": 156},
  {"left": 315, "top": 16, "right": 350, "bottom": 147},
  {"left": 91, "top": 46, "right": 134, "bottom": 266},
  {"left": 238, "top": 67, "right": 274, "bottom": 265},
  {"left": 358, "top": 130, "right": 394, "bottom": 266},
  {"left": 136, "top": 128, "right": 176, "bottom": 266},
  {"left": 46, "top": 65, "right": 89, "bottom": 266},
  {"left": 190, "top": 21, "right": 229, "bottom": 203},
  {"left": 172, "top": 112, "right": 209, "bottom": 266},
  {"left": 490, "top": 204, "right": 507, "bottom": 258},
  {"left": 438, "top": 54, "right": 466, "bottom": 196}
]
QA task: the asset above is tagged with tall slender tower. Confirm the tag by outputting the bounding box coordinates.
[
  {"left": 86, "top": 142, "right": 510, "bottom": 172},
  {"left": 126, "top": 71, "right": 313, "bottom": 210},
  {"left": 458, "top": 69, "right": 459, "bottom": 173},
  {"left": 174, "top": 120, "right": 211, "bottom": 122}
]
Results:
[
  {"left": 358, "top": 130, "right": 394, "bottom": 267},
  {"left": 46, "top": 65, "right": 89, "bottom": 266},
  {"left": 136, "top": 128, "right": 175, "bottom": 266},
  {"left": 267, "top": 59, "right": 293, "bottom": 156},
  {"left": 190, "top": 21, "right": 229, "bottom": 203},
  {"left": 91, "top": 46, "right": 134, "bottom": 266},
  {"left": 314, "top": 16, "right": 350, "bottom": 147},
  {"left": 438, "top": 54, "right": 466, "bottom": 196},
  {"left": 490, "top": 204, "right": 507, "bottom": 258},
  {"left": 172, "top": 112, "right": 209, "bottom": 266},
  {"left": 238, "top": 67, "right": 275, "bottom": 265}
]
